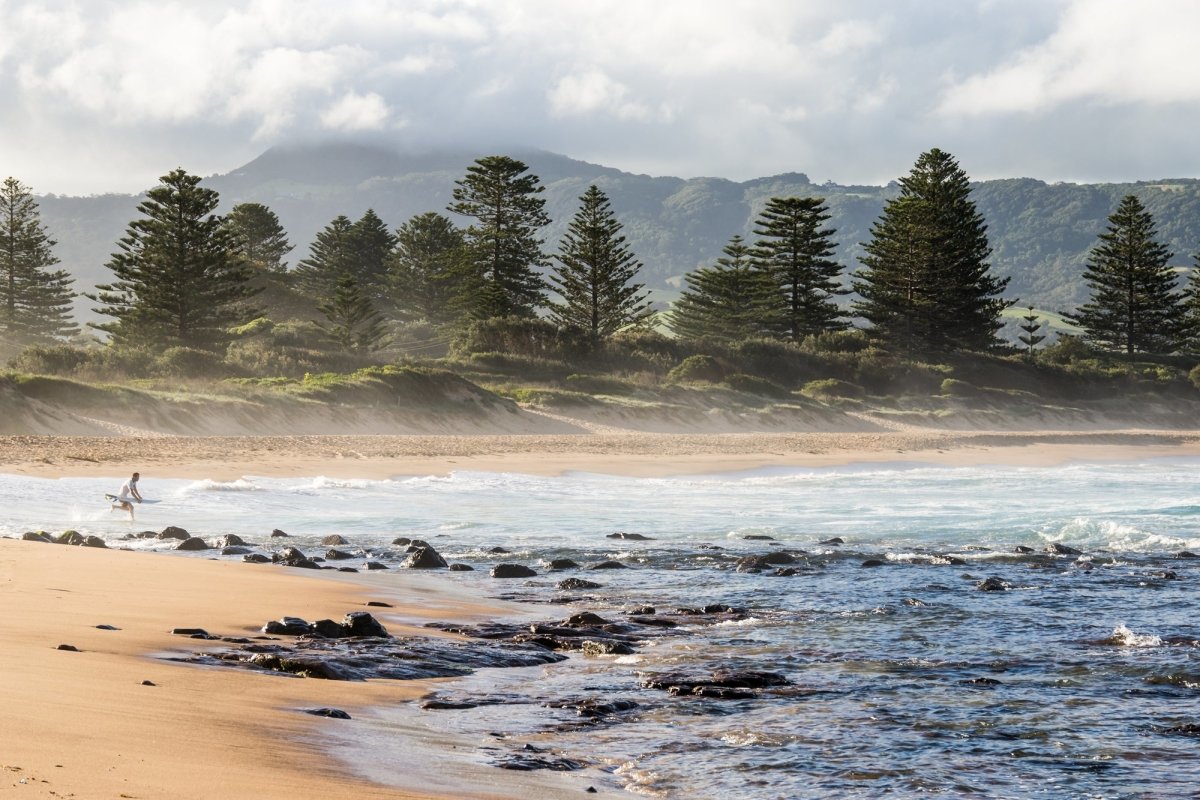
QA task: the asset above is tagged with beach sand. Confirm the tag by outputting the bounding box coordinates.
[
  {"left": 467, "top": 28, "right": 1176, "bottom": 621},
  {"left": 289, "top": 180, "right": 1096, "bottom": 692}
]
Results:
[{"left": 4, "top": 428, "right": 1200, "bottom": 798}]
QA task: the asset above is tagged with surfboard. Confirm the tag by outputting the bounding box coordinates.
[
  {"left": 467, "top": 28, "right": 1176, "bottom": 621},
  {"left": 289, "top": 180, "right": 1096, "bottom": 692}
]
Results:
[{"left": 104, "top": 493, "right": 160, "bottom": 505}]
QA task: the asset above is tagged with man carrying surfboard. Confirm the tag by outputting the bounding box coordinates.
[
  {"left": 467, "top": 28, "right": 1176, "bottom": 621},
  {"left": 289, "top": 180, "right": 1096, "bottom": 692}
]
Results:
[{"left": 111, "top": 472, "right": 143, "bottom": 520}]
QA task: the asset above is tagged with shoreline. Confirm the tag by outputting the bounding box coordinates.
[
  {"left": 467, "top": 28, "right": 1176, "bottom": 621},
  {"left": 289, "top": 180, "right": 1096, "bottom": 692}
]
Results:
[{"left": 2, "top": 430, "right": 1200, "bottom": 480}]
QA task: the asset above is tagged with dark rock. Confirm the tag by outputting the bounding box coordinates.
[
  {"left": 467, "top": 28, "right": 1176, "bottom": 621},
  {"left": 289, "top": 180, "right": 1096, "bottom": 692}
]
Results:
[
  {"left": 696, "top": 544, "right": 724, "bottom": 551},
  {"left": 264, "top": 617, "right": 312, "bottom": 636},
  {"left": 760, "top": 551, "right": 795, "bottom": 565},
  {"left": 321, "top": 535, "right": 348, "bottom": 545},
  {"left": 365, "top": 561, "right": 388, "bottom": 570},
  {"left": 409, "top": 539, "right": 431, "bottom": 549},
  {"left": 325, "top": 549, "right": 354, "bottom": 560},
  {"left": 1046, "top": 542, "right": 1083, "bottom": 555},
  {"left": 171, "top": 627, "right": 211, "bottom": 636},
  {"left": 336, "top": 567, "right": 358, "bottom": 573},
  {"left": 558, "top": 578, "right": 602, "bottom": 590},
  {"left": 305, "top": 707, "right": 351, "bottom": 719},
  {"left": 819, "top": 537, "right": 844, "bottom": 545},
  {"left": 902, "top": 598, "right": 926, "bottom": 607},
  {"left": 1153, "top": 570, "right": 1180, "bottom": 580},
  {"left": 628, "top": 616, "right": 676, "bottom": 628},
  {"left": 141, "top": 680, "right": 155, "bottom": 686},
  {"left": 1176, "top": 551, "right": 1199, "bottom": 559},
  {"left": 158, "top": 526, "right": 189, "bottom": 540},
  {"left": 547, "top": 558, "right": 580, "bottom": 570},
  {"left": 422, "top": 699, "right": 481, "bottom": 710},
  {"left": 215, "top": 534, "right": 246, "bottom": 548},
  {"left": 448, "top": 563, "right": 475, "bottom": 571},
  {"left": 549, "top": 698, "right": 639, "bottom": 718},
  {"left": 589, "top": 560, "right": 627, "bottom": 570},
  {"left": 278, "top": 546, "right": 319, "bottom": 569},
  {"left": 1160, "top": 723, "right": 1200, "bottom": 736},
  {"left": 492, "top": 563, "right": 537, "bottom": 578},
  {"left": 342, "top": 611, "right": 389, "bottom": 638},
  {"left": 497, "top": 755, "right": 584, "bottom": 772},
  {"left": 133, "top": 531, "right": 158, "bottom": 539},
  {"left": 270, "top": 529, "right": 289, "bottom": 537},
  {"left": 641, "top": 669, "right": 789, "bottom": 694},
  {"left": 581, "top": 640, "right": 635, "bottom": 656},
  {"left": 243, "top": 553, "right": 271, "bottom": 563},
  {"left": 56, "top": 644, "right": 79, "bottom": 651},
  {"left": 563, "top": 612, "right": 608, "bottom": 627},
  {"left": 176, "top": 537, "right": 209, "bottom": 551},
  {"left": 961, "top": 677, "right": 1002, "bottom": 686},
  {"left": 1013, "top": 545, "right": 1036, "bottom": 553},
  {"left": 222, "top": 546, "right": 252, "bottom": 555},
  {"left": 56, "top": 530, "right": 85, "bottom": 545},
  {"left": 312, "top": 619, "right": 349, "bottom": 638},
  {"left": 977, "top": 576, "right": 1012, "bottom": 591},
  {"left": 773, "top": 567, "right": 799, "bottom": 577},
  {"left": 487, "top": 546, "right": 511, "bottom": 553},
  {"left": 607, "top": 532, "right": 652, "bottom": 540},
  {"left": 20, "top": 531, "right": 52, "bottom": 543},
  {"left": 365, "top": 601, "right": 392, "bottom": 608},
  {"left": 401, "top": 545, "right": 448, "bottom": 569},
  {"left": 95, "top": 624, "right": 120, "bottom": 630},
  {"left": 391, "top": 537, "right": 412, "bottom": 546},
  {"left": 861, "top": 559, "right": 885, "bottom": 568},
  {"left": 684, "top": 685, "right": 756, "bottom": 699},
  {"left": 82, "top": 535, "right": 107, "bottom": 549},
  {"left": 627, "top": 605, "right": 655, "bottom": 615},
  {"left": 743, "top": 534, "right": 775, "bottom": 541},
  {"left": 941, "top": 555, "right": 967, "bottom": 566},
  {"left": 587, "top": 788, "right": 598, "bottom": 794}
]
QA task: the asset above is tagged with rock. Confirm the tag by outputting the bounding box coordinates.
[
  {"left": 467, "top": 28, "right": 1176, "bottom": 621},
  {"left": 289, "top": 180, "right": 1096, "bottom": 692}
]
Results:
[
  {"left": 941, "top": 555, "right": 967, "bottom": 566},
  {"left": 391, "top": 537, "right": 412, "bottom": 546},
  {"left": 558, "top": 578, "right": 602, "bottom": 590},
  {"left": 422, "top": 699, "right": 480, "bottom": 710},
  {"left": 628, "top": 616, "right": 676, "bottom": 628},
  {"left": 607, "top": 532, "right": 652, "bottom": 540},
  {"left": 760, "top": 551, "right": 795, "bottom": 565},
  {"left": 56, "top": 644, "right": 79, "bottom": 652},
  {"left": 547, "top": 558, "right": 580, "bottom": 570},
  {"left": 902, "top": 598, "right": 926, "bottom": 607},
  {"left": 141, "top": 680, "right": 155, "bottom": 686},
  {"left": 263, "top": 617, "right": 312, "bottom": 636},
  {"left": 171, "top": 627, "right": 211, "bottom": 637},
  {"left": 589, "top": 560, "right": 627, "bottom": 570},
  {"left": 336, "top": 567, "right": 358, "bottom": 573},
  {"left": 222, "top": 546, "right": 252, "bottom": 555},
  {"left": 448, "top": 563, "right": 475, "bottom": 571},
  {"left": 628, "top": 605, "right": 655, "bottom": 615},
  {"left": 773, "top": 567, "right": 799, "bottom": 576},
  {"left": 1154, "top": 570, "right": 1179, "bottom": 580},
  {"left": 133, "top": 531, "right": 158, "bottom": 539},
  {"left": 321, "top": 535, "right": 348, "bottom": 545},
  {"left": 95, "top": 624, "right": 120, "bottom": 630},
  {"left": 977, "top": 576, "right": 1012, "bottom": 591},
  {"left": 82, "top": 535, "right": 107, "bottom": 548},
  {"left": 242, "top": 553, "right": 271, "bottom": 563},
  {"left": 312, "top": 619, "right": 349, "bottom": 638},
  {"left": 492, "top": 563, "right": 537, "bottom": 578},
  {"left": 1176, "top": 551, "right": 1199, "bottom": 559},
  {"left": 819, "top": 537, "right": 844, "bottom": 545},
  {"left": 20, "top": 531, "right": 52, "bottom": 543},
  {"left": 176, "top": 537, "right": 210, "bottom": 551},
  {"left": 1013, "top": 545, "right": 1036, "bottom": 553},
  {"left": 342, "top": 611, "right": 389, "bottom": 638},
  {"left": 365, "top": 601, "right": 392, "bottom": 608},
  {"left": 278, "top": 546, "right": 319, "bottom": 569},
  {"left": 696, "top": 544, "right": 724, "bottom": 551},
  {"left": 305, "top": 707, "right": 351, "bottom": 719},
  {"left": 861, "top": 559, "right": 885, "bottom": 568},
  {"left": 158, "top": 526, "right": 189, "bottom": 540},
  {"left": 56, "top": 531, "right": 85, "bottom": 545},
  {"left": 409, "top": 539, "right": 431, "bottom": 549},
  {"left": 365, "top": 561, "right": 388, "bottom": 570},
  {"left": 641, "top": 669, "right": 789, "bottom": 693},
  {"left": 581, "top": 640, "right": 635, "bottom": 656},
  {"left": 563, "top": 612, "right": 608, "bottom": 626},
  {"left": 487, "top": 546, "right": 510, "bottom": 553},
  {"left": 400, "top": 545, "right": 448, "bottom": 569},
  {"left": 215, "top": 534, "right": 246, "bottom": 548},
  {"left": 743, "top": 534, "right": 775, "bottom": 541},
  {"left": 270, "top": 529, "right": 289, "bottom": 537},
  {"left": 685, "top": 685, "right": 756, "bottom": 699},
  {"left": 1046, "top": 542, "right": 1083, "bottom": 555},
  {"left": 961, "top": 677, "right": 1002, "bottom": 686},
  {"left": 324, "top": 549, "right": 354, "bottom": 560}
]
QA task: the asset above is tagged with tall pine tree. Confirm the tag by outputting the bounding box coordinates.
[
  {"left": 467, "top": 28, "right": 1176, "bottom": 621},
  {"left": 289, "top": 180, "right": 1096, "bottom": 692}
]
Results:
[
  {"left": 449, "top": 156, "right": 549, "bottom": 319},
  {"left": 223, "top": 202, "right": 292, "bottom": 273},
  {"left": 853, "top": 148, "right": 1010, "bottom": 354},
  {"left": 292, "top": 215, "right": 358, "bottom": 300},
  {"left": 89, "top": 169, "right": 255, "bottom": 351},
  {"left": 388, "top": 212, "right": 467, "bottom": 324},
  {"left": 1185, "top": 261, "right": 1200, "bottom": 353},
  {"left": 1065, "top": 195, "right": 1189, "bottom": 356},
  {"left": 318, "top": 272, "right": 388, "bottom": 354},
  {"left": 669, "top": 236, "right": 785, "bottom": 342},
  {"left": 350, "top": 208, "right": 398, "bottom": 303},
  {"left": 0, "top": 177, "right": 78, "bottom": 344},
  {"left": 549, "top": 185, "right": 654, "bottom": 343},
  {"left": 751, "top": 196, "right": 845, "bottom": 341}
]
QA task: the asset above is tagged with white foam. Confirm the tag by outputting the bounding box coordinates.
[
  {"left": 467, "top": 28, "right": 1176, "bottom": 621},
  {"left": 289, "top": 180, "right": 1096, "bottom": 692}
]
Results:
[{"left": 1108, "top": 623, "right": 1162, "bottom": 647}]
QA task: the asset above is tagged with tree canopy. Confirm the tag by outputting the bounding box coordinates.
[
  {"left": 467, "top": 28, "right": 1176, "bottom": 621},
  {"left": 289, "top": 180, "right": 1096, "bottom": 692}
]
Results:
[{"left": 0, "top": 177, "right": 77, "bottom": 345}]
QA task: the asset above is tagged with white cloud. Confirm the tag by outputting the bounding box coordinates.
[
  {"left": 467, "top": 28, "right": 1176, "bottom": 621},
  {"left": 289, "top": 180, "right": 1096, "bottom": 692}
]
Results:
[
  {"left": 548, "top": 68, "right": 650, "bottom": 121},
  {"left": 320, "top": 91, "right": 390, "bottom": 131}
]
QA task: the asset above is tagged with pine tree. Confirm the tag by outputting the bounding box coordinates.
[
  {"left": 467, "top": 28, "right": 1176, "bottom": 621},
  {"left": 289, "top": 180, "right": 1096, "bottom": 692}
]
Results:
[
  {"left": 669, "top": 236, "right": 785, "bottom": 342},
  {"left": 1065, "top": 195, "right": 1189, "bottom": 356},
  {"left": 853, "top": 148, "right": 1010, "bottom": 354},
  {"left": 1017, "top": 306, "right": 1046, "bottom": 358},
  {"left": 223, "top": 202, "right": 292, "bottom": 273},
  {"left": 388, "top": 212, "right": 467, "bottom": 324},
  {"left": 88, "top": 169, "right": 255, "bottom": 351},
  {"left": 350, "top": 208, "right": 397, "bottom": 303},
  {"left": 752, "top": 195, "right": 845, "bottom": 340},
  {"left": 0, "top": 177, "right": 78, "bottom": 344},
  {"left": 292, "top": 215, "right": 358, "bottom": 299},
  {"left": 550, "top": 185, "right": 654, "bottom": 343},
  {"left": 318, "top": 272, "right": 388, "bottom": 354},
  {"left": 448, "top": 156, "right": 549, "bottom": 318},
  {"left": 1185, "top": 261, "right": 1200, "bottom": 353}
]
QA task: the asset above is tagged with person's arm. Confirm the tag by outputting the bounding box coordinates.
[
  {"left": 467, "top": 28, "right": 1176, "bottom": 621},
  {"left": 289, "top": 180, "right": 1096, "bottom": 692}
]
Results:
[{"left": 132, "top": 484, "right": 143, "bottom": 502}]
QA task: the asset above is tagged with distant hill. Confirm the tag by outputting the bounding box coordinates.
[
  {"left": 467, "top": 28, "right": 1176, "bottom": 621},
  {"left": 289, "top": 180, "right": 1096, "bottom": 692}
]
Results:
[{"left": 33, "top": 142, "right": 1200, "bottom": 323}]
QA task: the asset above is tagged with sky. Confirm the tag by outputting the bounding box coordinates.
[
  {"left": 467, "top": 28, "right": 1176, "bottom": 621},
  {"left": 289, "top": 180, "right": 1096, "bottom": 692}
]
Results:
[{"left": 2, "top": 0, "right": 1199, "bottom": 195}]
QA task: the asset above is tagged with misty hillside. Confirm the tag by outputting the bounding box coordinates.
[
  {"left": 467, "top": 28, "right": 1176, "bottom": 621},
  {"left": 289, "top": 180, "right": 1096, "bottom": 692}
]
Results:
[{"left": 34, "top": 143, "right": 1200, "bottom": 322}]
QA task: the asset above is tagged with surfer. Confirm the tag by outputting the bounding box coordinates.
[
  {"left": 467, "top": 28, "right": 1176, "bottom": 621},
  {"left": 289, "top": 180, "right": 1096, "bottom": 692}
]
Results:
[{"left": 112, "top": 472, "right": 143, "bottom": 520}]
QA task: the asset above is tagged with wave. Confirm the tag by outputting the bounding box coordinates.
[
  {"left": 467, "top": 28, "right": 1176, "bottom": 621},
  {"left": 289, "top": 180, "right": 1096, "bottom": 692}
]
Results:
[{"left": 179, "top": 478, "right": 261, "bottom": 493}]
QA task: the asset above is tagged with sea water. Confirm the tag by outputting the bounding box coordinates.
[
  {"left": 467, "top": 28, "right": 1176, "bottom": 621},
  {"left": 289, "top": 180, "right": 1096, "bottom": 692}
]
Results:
[{"left": 4, "top": 459, "right": 1200, "bottom": 798}]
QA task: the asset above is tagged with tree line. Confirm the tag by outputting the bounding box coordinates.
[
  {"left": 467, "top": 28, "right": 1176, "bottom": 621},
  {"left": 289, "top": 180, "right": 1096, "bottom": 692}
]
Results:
[{"left": 5, "top": 147, "right": 1200, "bottom": 366}]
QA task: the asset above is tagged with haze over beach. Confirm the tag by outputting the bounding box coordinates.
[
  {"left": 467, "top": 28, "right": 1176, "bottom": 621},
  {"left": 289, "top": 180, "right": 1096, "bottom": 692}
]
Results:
[{"left": 5, "top": 2, "right": 1200, "bottom": 798}]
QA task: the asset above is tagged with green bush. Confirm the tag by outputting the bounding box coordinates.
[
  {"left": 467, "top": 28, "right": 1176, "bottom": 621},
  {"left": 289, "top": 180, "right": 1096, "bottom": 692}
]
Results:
[
  {"left": 225, "top": 340, "right": 342, "bottom": 378},
  {"left": 722, "top": 373, "right": 790, "bottom": 399},
  {"left": 564, "top": 373, "right": 634, "bottom": 394},
  {"left": 229, "top": 317, "right": 275, "bottom": 338},
  {"left": 800, "top": 378, "right": 865, "bottom": 400},
  {"left": 155, "top": 347, "right": 228, "bottom": 378},
  {"left": 667, "top": 354, "right": 730, "bottom": 383},
  {"left": 1191, "top": 365, "right": 1200, "bottom": 391},
  {"left": 8, "top": 345, "right": 94, "bottom": 376},
  {"left": 451, "top": 316, "right": 586, "bottom": 361},
  {"left": 1039, "top": 335, "right": 1090, "bottom": 366},
  {"left": 940, "top": 378, "right": 983, "bottom": 398},
  {"left": 798, "top": 329, "right": 870, "bottom": 354},
  {"left": 729, "top": 338, "right": 815, "bottom": 387},
  {"left": 465, "top": 351, "right": 575, "bottom": 381}
]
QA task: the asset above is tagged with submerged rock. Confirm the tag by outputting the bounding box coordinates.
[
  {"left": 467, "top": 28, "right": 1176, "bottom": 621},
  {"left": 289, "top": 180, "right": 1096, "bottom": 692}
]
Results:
[
  {"left": 819, "top": 537, "right": 844, "bottom": 545},
  {"left": 547, "top": 559, "right": 580, "bottom": 570},
  {"left": 1046, "top": 542, "right": 1083, "bottom": 556},
  {"left": 558, "top": 578, "right": 602, "bottom": 590},
  {"left": 270, "top": 529, "right": 290, "bottom": 537},
  {"left": 607, "top": 532, "right": 652, "bottom": 540},
  {"left": 305, "top": 707, "right": 351, "bottom": 719},
  {"left": 401, "top": 545, "right": 448, "bottom": 569},
  {"left": 176, "top": 537, "right": 210, "bottom": 551},
  {"left": 977, "top": 576, "right": 1012, "bottom": 591},
  {"left": 243, "top": 553, "right": 271, "bottom": 564},
  {"left": 215, "top": 534, "right": 246, "bottom": 548},
  {"left": 589, "top": 560, "right": 628, "bottom": 570},
  {"left": 321, "top": 534, "right": 348, "bottom": 546},
  {"left": 492, "top": 563, "right": 537, "bottom": 578},
  {"left": 159, "top": 526, "right": 190, "bottom": 540},
  {"left": 324, "top": 549, "right": 354, "bottom": 560},
  {"left": 222, "top": 546, "right": 252, "bottom": 555}
]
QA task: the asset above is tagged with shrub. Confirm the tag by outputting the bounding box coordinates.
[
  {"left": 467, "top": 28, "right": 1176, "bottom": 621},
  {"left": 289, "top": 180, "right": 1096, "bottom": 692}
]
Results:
[
  {"left": 722, "top": 373, "right": 790, "bottom": 399},
  {"left": 154, "top": 347, "right": 228, "bottom": 378},
  {"left": 800, "top": 378, "right": 865, "bottom": 400},
  {"left": 798, "top": 329, "right": 870, "bottom": 354},
  {"left": 229, "top": 317, "right": 275, "bottom": 338},
  {"left": 225, "top": 340, "right": 342, "bottom": 378},
  {"left": 940, "top": 378, "right": 983, "bottom": 398},
  {"left": 667, "top": 354, "right": 730, "bottom": 383},
  {"left": 1191, "top": 364, "right": 1200, "bottom": 391},
  {"left": 564, "top": 373, "right": 634, "bottom": 394},
  {"left": 465, "top": 351, "right": 575, "bottom": 381},
  {"left": 8, "top": 345, "right": 93, "bottom": 376},
  {"left": 450, "top": 316, "right": 587, "bottom": 361},
  {"left": 1039, "top": 334, "right": 1090, "bottom": 366},
  {"left": 729, "top": 338, "right": 816, "bottom": 386}
]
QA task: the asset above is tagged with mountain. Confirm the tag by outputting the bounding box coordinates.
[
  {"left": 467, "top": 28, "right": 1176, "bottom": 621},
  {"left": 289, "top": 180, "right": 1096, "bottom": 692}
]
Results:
[{"left": 33, "top": 142, "right": 1200, "bottom": 323}]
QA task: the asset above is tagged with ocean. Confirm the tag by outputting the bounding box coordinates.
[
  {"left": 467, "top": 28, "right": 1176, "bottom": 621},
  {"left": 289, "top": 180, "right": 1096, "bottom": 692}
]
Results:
[{"left": 5, "top": 458, "right": 1200, "bottom": 798}]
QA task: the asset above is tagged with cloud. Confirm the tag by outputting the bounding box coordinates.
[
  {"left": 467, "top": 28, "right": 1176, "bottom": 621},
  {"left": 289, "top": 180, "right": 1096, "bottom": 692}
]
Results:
[
  {"left": 320, "top": 91, "right": 391, "bottom": 131},
  {"left": 547, "top": 68, "right": 650, "bottom": 121}
]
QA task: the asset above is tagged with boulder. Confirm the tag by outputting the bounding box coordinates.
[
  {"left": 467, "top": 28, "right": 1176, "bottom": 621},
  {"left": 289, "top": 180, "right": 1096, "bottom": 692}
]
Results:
[
  {"left": 588, "top": 560, "right": 627, "bottom": 570},
  {"left": 324, "top": 549, "right": 354, "bottom": 560},
  {"left": 1045, "top": 542, "right": 1083, "bottom": 556},
  {"left": 222, "top": 546, "right": 251, "bottom": 555},
  {"left": 342, "top": 611, "right": 389, "bottom": 638},
  {"left": 861, "top": 559, "right": 885, "bottom": 568},
  {"left": 365, "top": 561, "right": 389, "bottom": 570},
  {"left": 977, "top": 576, "right": 1012, "bottom": 591},
  {"left": 20, "top": 531, "right": 52, "bottom": 543},
  {"left": 448, "top": 563, "right": 475, "bottom": 571},
  {"left": 400, "top": 546, "right": 448, "bottom": 569},
  {"left": 269, "top": 529, "right": 289, "bottom": 537},
  {"left": 743, "top": 534, "right": 775, "bottom": 541},
  {"left": 562, "top": 612, "right": 608, "bottom": 626},
  {"left": 263, "top": 617, "right": 312, "bottom": 635},
  {"left": 56, "top": 531, "right": 85, "bottom": 545},
  {"left": 82, "top": 535, "right": 107, "bottom": 549},
  {"left": 215, "top": 534, "right": 246, "bottom": 548},
  {"left": 305, "top": 707, "right": 351, "bottom": 719},
  {"left": 56, "top": 644, "right": 79, "bottom": 652},
  {"left": 242, "top": 553, "right": 271, "bottom": 564},
  {"left": 391, "top": 537, "right": 412, "bottom": 546},
  {"left": 581, "top": 640, "right": 635, "bottom": 656},
  {"left": 607, "top": 532, "right": 652, "bottom": 540},
  {"left": 819, "top": 537, "right": 844, "bottom": 545},
  {"left": 760, "top": 551, "right": 795, "bottom": 565},
  {"left": 558, "top": 578, "right": 602, "bottom": 590},
  {"left": 312, "top": 619, "right": 349, "bottom": 638},
  {"left": 322, "top": 534, "right": 348, "bottom": 545},
  {"left": 176, "top": 537, "right": 210, "bottom": 551},
  {"left": 1013, "top": 545, "right": 1036, "bottom": 554},
  {"left": 492, "top": 563, "right": 537, "bottom": 578},
  {"left": 487, "top": 546, "right": 510, "bottom": 553},
  {"left": 158, "top": 526, "right": 190, "bottom": 541},
  {"left": 547, "top": 559, "right": 580, "bottom": 570}
]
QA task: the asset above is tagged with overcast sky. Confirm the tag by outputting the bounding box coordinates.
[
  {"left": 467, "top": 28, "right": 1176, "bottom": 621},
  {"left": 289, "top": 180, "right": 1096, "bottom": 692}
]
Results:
[{"left": 2, "top": 0, "right": 1198, "bottom": 195}]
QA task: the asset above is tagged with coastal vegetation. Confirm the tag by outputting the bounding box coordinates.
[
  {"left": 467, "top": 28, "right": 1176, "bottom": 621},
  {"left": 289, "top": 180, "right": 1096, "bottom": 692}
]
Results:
[{"left": 4, "top": 147, "right": 1200, "bottom": 431}]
